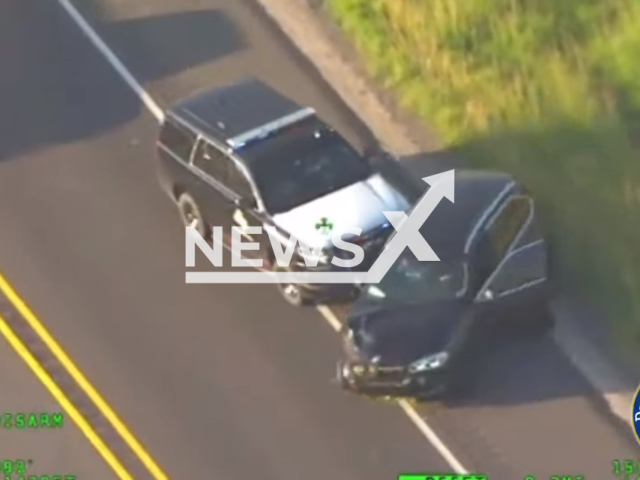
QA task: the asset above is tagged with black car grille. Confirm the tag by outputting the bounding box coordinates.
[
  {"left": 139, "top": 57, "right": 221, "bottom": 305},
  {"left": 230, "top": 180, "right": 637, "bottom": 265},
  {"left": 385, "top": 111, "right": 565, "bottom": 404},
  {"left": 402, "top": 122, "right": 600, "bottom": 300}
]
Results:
[{"left": 348, "top": 363, "right": 410, "bottom": 387}]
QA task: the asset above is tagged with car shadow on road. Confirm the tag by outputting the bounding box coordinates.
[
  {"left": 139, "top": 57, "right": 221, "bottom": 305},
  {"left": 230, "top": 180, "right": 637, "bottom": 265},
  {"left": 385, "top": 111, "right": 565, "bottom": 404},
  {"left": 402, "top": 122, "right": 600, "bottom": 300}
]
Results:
[
  {"left": 451, "top": 326, "right": 596, "bottom": 407},
  {"left": 0, "top": 4, "right": 245, "bottom": 162}
]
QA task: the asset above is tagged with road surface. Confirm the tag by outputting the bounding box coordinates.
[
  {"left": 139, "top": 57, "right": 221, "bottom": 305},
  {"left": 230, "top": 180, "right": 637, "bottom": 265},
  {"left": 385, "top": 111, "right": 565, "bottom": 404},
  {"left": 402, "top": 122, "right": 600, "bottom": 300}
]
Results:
[
  {"left": 0, "top": 329, "right": 115, "bottom": 479},
  {"left": 0, "top": 0, "right": 636, "bottom": 479}
]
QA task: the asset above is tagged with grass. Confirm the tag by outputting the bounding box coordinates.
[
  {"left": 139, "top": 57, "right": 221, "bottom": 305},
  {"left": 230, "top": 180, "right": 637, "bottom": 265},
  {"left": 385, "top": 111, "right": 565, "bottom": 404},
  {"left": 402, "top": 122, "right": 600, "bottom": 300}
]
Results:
[{"left": 327, "top": 0, "right": 640, "bottom": 354}]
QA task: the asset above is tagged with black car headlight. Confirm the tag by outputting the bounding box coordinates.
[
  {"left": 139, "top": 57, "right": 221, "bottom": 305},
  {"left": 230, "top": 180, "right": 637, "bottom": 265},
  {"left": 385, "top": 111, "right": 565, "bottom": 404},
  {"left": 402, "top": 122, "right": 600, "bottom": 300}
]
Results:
[{"left": 408, "top": 352, "right": 449, "bottom": 373}]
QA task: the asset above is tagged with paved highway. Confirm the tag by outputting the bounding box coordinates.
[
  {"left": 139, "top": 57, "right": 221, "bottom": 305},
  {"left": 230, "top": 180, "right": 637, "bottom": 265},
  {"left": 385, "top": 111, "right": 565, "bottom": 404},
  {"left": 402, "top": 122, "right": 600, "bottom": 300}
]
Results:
[
  {"left": 0, "top": 0, "right": 637, "bottom": 479},
  {"left": 0, "top": 332, "right": 114, "bottom": 478}
]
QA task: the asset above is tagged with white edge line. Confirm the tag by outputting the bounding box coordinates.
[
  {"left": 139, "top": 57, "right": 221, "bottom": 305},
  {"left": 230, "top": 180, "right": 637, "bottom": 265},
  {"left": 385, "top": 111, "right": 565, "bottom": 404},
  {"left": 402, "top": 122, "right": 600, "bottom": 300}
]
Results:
[
  {"left": 315, "top": 305, "right": 342, "bottom": 333},
  {"left": 56, "top": 0, "right": 165, "bottom": 123},
  {"left": 315, "top": 306, "right": 469, "bottom": 474},
  {"left": 397, "top": 399, "right": 468, "bottom": 474},
  {"left": 56, "top": 0, "right": 470, "bottom": 474}
]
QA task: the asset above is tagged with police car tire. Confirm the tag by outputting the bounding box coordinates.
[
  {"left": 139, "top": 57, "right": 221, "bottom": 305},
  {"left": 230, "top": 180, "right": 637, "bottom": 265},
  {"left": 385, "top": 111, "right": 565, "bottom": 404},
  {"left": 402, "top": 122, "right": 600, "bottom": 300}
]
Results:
[
  {"left": 278, "top": 282, "right": 311, "bottom": 307},
  {"left": 274, "top": 266, "right": 311, "bottom": 307},
  {"left": 177, "top": 193, "right": 209, "bottom": 239}
]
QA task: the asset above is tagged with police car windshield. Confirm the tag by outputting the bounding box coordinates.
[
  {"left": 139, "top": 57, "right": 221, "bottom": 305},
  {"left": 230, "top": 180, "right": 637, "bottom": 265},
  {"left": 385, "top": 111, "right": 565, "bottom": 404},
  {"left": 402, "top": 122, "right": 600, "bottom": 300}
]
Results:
[{"left": 246, "top": 129, "right": 371, "bottom": 214}]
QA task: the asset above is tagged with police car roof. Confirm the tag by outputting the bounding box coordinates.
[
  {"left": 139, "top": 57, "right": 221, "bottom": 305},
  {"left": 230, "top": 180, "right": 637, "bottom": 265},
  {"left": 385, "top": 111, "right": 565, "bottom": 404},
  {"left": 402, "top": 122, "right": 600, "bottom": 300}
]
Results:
[{"left": 168, "top": 78, "right": 314, "bottom": 147}]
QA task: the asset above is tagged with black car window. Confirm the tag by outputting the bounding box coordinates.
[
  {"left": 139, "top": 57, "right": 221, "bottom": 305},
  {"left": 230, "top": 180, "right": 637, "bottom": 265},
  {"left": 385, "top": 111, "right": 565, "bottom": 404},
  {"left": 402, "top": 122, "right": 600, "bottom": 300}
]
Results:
[
  {"left": 247, "top": 130, "right": 372, "bottom": 214},
  {"left": 473, "top": 195, "right": 531, "bottom": 283},
  {"left": 485, "top": 196, "right": 531, "bottom": 260},
  {"left": 484, "top": 241, "right": 547, "bottom": 296},
  {"left": 192, "top": 140, "right": 228, "bottom": 182},
  {"left": 365, "top": 250, "right": 466, "bottom": 306},
  {"left": 159, "top": 118, "right": 196, "bottom": 160},
  {"left": 226, "top": 163, "right": 254, "bottom": 200}
]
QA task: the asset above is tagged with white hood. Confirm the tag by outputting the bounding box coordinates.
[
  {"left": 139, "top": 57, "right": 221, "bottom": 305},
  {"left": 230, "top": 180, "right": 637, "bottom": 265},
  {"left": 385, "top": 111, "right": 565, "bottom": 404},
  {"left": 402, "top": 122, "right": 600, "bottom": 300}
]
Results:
[{"left": 272, "top": 173, "right": 410, "bottom": 249}]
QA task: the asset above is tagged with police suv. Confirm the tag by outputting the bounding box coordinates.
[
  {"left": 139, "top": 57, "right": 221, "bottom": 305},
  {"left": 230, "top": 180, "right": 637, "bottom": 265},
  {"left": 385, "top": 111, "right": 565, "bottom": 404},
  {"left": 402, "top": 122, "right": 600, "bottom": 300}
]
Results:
[{"left": 155, "top": 78, "right": 415, "bottom": 305}]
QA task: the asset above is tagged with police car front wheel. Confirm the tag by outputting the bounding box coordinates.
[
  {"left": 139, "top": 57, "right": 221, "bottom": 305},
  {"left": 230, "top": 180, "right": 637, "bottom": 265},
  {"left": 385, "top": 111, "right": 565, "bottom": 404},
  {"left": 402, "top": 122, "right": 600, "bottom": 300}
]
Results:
[
  {"left": 274, "top": 267, "right": 311, "bottom": 307},
  {"left": 278, "top": 282, "right": 309, "bottom": 307}
]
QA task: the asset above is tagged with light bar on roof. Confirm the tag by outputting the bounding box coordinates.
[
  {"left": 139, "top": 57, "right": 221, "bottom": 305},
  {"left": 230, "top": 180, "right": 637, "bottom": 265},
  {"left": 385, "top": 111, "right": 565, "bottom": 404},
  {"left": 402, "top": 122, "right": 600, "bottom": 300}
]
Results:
[{"left": 226, "top": 107, "right": 316, "bottom": 150}]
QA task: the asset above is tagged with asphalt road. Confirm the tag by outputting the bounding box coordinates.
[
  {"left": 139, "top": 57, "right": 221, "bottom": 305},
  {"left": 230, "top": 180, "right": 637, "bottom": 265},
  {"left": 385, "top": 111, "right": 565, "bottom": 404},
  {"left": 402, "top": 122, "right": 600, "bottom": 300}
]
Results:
[
  {"left": 0, "top": 0, "right": 637, "bottom": 479},
  {"left": 0, "top": 333, "right": 114, "bottom": 478}
]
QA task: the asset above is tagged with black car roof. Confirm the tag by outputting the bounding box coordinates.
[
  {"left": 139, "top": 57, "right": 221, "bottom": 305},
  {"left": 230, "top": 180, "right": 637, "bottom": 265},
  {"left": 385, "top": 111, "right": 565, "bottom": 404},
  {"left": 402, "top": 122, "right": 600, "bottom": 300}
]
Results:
[
  {"left": 417, "top": 170, "right": 516, "bottom": 260},
  {"left": 168, "top": 78, "right": 316, "bottom": 150}
]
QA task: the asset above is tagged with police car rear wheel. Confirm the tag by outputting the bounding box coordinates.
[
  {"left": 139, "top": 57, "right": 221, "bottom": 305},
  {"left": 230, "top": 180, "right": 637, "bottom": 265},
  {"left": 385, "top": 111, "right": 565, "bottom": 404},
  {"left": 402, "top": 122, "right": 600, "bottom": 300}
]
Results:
[{"left": 177, "top": 193, "right": 208, "bottom": 239}]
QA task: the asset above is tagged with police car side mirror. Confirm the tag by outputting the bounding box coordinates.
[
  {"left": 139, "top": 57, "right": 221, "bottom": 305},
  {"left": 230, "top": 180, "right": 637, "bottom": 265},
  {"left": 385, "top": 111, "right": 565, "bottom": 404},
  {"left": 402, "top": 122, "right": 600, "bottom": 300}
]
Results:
[
  {"left": 363, "top": 145, "right": 386, "bottom": 165},
  {"left": 233, "top": 197, "right": 256, "bottom": 210},
  {"left": 363, "top": 144, "right": 379, "bottom": 158},
  {"left": 366, "top": 147, "right": 396, "bottom": 168},
  {"left": 366, "top": 145, "right": 387, "bottom": 161}
]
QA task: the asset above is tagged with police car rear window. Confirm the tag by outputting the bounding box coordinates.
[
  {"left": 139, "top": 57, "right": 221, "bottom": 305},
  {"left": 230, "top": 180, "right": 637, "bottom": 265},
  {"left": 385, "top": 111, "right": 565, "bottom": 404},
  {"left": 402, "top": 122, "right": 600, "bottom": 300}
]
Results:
[
  {"left": 247, "top": 130, "right": 371, "bottom": 214},
  {"left": 159, "top": 118, "right": 196, "bottom": 160}
]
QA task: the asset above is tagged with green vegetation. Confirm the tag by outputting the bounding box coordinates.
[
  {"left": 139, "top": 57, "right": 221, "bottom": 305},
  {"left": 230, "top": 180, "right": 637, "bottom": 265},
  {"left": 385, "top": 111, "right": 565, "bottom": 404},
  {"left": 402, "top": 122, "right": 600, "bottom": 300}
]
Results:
[{"left": 327, "top": 0, "right": 640, "bottom": 350}]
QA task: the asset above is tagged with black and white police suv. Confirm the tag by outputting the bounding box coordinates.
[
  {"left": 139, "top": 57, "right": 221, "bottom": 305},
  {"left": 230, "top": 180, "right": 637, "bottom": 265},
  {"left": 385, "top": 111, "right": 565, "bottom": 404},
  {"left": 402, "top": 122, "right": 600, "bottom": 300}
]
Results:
[{"left": 155, "top": 78, "right": 415, "bottom": 305}]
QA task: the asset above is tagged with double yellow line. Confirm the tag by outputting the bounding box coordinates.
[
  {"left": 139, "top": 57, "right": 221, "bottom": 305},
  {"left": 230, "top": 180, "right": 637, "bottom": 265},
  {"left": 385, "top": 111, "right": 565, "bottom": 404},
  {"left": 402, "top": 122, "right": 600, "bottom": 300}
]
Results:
[{"left": 0, "top": 271, "right": 169, "bottom": 480}]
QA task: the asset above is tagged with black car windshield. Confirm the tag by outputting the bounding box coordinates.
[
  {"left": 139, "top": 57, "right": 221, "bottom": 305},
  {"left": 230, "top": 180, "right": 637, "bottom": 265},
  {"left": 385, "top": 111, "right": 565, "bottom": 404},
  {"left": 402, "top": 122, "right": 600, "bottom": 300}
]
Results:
[
  {"left": 364, "top": 249, "right": 467, "bottom": 306},
  {"left": 247, "top": 130, "right": 372, "bottom": 214}
]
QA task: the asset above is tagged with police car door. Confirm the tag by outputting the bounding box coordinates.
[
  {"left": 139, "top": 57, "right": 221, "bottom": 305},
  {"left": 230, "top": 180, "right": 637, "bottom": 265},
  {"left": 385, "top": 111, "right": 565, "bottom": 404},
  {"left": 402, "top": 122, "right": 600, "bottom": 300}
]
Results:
[
  {"left": 189, "top": 138, "right": 235, "bottom": 238},
  {"left": 474, "top": 194, "right": 547, "bottom": 306},
  {"left": 224, "top": 161, "right": 272, "bottom": 265}
]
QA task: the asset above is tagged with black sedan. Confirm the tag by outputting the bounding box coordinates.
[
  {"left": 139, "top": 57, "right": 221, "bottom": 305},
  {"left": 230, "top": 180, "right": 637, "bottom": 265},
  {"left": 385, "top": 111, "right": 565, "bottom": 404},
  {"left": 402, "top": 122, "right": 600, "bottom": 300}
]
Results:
[{"left": 336, "top": 170, "right": 552, "bottom": 400}]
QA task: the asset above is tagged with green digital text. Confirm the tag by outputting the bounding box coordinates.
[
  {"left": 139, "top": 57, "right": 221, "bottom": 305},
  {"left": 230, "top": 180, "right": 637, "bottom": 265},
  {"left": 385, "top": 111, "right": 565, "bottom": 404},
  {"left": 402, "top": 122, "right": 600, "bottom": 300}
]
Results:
[
  {"left": 398, "top": 474, "right": 488, "bottom": 480},
  {"left": 0, "top": 412, "right": 64, "bottom": 429},
  {"left": 613, "top": 459, "right": 640, "bottom": 477},
  {"left": 1, "top": 459, "right": 32, "bottom": 475},
  {"left": 524, "top": 475, "right": 584, "bottom": 479},
  {"left": 9, "top": 476, "right": 76, "bottom": 480}
]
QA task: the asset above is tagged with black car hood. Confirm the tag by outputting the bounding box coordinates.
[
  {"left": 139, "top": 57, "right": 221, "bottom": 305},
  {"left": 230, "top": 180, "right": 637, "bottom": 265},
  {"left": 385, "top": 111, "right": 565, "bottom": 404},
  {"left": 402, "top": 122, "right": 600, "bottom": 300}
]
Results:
[{"left": 346, "top": 299, "right": 470, "bottom": 366}]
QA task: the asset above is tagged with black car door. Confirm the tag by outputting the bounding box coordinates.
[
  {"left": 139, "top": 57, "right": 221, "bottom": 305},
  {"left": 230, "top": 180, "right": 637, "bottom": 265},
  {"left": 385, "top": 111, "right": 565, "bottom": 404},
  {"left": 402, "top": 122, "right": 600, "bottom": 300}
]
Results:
[
  {"left": 189, "top": 138, "right": 236, "bottom": 240},
  {"left": 474, "top": 194, "right": 547, "bottom": 306}
]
